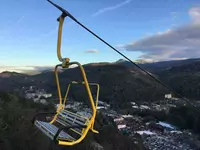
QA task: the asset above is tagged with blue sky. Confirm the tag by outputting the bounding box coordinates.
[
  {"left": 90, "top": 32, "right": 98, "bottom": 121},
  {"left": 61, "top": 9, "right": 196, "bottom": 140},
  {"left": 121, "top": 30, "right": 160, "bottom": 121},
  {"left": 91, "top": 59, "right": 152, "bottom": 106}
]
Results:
[{"left": 0, "top": 0, "right": 200, "bottom": 71}]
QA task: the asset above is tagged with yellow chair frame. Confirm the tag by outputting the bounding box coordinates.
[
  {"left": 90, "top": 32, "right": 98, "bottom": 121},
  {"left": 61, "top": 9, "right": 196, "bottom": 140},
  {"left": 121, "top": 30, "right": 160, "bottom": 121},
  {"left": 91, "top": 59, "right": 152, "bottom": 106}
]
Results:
[{"left": 33, "top": 5, "right": 100, "bottom": 146}]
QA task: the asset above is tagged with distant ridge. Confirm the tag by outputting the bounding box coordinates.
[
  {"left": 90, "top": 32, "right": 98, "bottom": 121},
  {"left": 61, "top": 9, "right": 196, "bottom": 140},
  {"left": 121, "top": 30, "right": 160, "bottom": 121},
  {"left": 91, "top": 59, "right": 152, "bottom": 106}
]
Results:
[
  {"left": 86, "top": 62, "right": 111, "bottom": 66},
  {"left": 116, "top": 58, "right": 200, "bottom": 72},
  {"left": 1, "top": 58, "right": 200, "bottom": 104},
  {"left": 1, "top": 58, "right": 200, "bottom": 75},
  {"left": 116, "top": 59, "right": 156, "bottom": 64},
  {"left": 0, "top": 71, "right": 26, "bottom": 78}
]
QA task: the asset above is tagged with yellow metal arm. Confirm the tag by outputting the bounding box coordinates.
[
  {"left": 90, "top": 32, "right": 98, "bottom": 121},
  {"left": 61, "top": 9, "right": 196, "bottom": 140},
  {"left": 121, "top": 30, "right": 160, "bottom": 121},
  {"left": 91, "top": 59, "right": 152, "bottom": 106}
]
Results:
[
  {"left": 55, "top": 64, "right": 63, "bottom": 109},
  {"left": 35, "top": 1, "right": 101, "bottom": 146},
  {"left": 63, "top": 81, "right": 100, "bottom": 133},
  {"left": 57, "top": 16, "right": 65, "bottom": 62},
  {"left": 52, "top": 61, "right": 98, "bottom": 146},
  {"left": 57, "top": 16, "right": 71, "bottom": 68},
  {"left": 63, "top": 81, "right": 100, "bottom": 108}
]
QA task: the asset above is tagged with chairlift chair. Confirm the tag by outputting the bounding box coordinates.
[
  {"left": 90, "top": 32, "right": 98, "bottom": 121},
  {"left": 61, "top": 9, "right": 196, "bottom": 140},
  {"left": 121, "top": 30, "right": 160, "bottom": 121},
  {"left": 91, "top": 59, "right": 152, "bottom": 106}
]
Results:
[{"left": 32, "top": 0, "right": 100, "bottom": 146}]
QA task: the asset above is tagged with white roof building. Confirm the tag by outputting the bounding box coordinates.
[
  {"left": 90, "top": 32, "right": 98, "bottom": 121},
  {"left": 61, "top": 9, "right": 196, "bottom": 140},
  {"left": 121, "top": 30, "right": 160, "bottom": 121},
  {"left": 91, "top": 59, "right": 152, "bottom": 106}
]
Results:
[
  {"left": 114, "top": 117, "right": 124, "bottom": 122},
  {"left": 117, "top": 124, "right": 126, "bottom": 129},
  {"left": 122, "top": 114, "right": 133, "bottom": 118},
  {"left": 165, "top": 94, "right": 172, "bottom": 99},
  {"left": 40, "top": 99, "right": 47, "bottom": 104}
]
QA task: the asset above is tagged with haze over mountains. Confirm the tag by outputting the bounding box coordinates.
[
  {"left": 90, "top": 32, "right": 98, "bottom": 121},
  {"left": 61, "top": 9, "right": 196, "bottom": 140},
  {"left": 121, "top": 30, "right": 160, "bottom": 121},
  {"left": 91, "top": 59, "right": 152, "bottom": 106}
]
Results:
[
  {"left": 1, "top": 58, "right": 200, "bottom": 150},
  {"left": 1, "top": 58, "right": 200, "bottom": 107},
  {"left": 1, "top": 58, "right": 199, "bottom": 74},
  {"left": 116, "top": 58, "right": 200, "bottom": 72}
]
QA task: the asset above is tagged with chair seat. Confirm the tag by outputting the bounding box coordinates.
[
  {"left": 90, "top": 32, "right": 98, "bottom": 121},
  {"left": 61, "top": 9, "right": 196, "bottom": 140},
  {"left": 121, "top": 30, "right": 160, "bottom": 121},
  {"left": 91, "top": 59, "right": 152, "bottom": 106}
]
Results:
[
  {"left": 35, "top": 120, "right": 75, "bottom": 141},
  {"left": 55, "top": 110, "right": 89, "bottom": 135}
]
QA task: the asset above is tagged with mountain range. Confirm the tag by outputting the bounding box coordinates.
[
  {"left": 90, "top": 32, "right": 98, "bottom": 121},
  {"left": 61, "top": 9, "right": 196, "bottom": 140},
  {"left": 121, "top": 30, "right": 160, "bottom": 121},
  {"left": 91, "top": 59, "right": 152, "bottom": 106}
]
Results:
[{"left": 1, "top": 58, "right": 200, "bottom": 108}]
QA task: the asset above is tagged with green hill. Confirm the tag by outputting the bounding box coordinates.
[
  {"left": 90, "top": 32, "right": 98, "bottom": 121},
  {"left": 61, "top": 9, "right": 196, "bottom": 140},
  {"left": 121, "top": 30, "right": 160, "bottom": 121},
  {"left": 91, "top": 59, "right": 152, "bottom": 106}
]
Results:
[
  {"left": 0, "top": 63, "right": 168, "bottom": 109},
  {"left": 0, "top": 92, "right": 145, "bottom": 150}
]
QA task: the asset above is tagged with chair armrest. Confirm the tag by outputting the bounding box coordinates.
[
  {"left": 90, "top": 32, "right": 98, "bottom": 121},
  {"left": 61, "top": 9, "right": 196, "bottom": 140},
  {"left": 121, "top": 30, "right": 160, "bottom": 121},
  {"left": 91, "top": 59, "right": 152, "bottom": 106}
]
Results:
[{"left": 54, "top": 125, "right": 87, "bottom": 142}]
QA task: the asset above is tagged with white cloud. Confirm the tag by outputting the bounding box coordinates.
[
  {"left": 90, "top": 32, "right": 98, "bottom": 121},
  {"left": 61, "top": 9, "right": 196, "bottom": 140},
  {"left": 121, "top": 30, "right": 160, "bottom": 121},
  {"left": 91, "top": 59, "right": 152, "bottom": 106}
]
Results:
[
  {"left": 0, "top": 16, "right": 25, "bottom": 34},
  {"left": 92, "top": 0, "right": 131, "bottom": 17},
  {"left": 170, "top": 12, "right": 178, "bottom": 15},
  {"left": 16, "top": 16, "right": 25, "bottom": 25},
  {"left": 0, "top": 66, "right": 35, "bottom": 73},
  {"left": 189, "top": 6, "right": 200, "bottom": 23},
  {"left": 0, "top": 66, "right": 54, "bottom": 74},
  {"left": 170, "top": 12, "right": 178, "bottom": 20},
  {"left": 35, "top": 20, "right": 74, "bottom": 40},
  {"left": 121, "top": 6, "right": 200, "bottom": 61},
  {"left": 40, "top": 27, "right": 57, "bottom": 37},
  {"left": 84, "top": 49, "right": 99, "bottom": 53},
  {"left": 157, "top": 29, "right": 172, "bottom": 35},
  {"left": 0, "top": 65, "right": 78, "bottom": 74}
]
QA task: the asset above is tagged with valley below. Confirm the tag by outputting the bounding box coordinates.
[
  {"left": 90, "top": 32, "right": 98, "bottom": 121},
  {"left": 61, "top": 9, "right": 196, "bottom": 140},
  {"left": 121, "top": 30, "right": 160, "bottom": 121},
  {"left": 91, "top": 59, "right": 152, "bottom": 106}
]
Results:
[{"left": 1, "top": 58, "right": 200, "bottom": 150}]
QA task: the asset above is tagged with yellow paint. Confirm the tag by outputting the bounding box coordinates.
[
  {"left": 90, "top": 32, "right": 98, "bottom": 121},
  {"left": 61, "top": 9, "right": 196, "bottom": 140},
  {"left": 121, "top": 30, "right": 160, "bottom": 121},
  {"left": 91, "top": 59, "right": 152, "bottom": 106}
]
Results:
[
  {"left": 55, "top": 62, "right": 99, "bottom": 146},
  {"left": 63, "top": 84, "right": 71, "bottom": 106},
  {"left": 55, "top": 64, "right": 63, "bottom": 109},
  {"left": 57, "top": 16, "right": 64, "bottom": 62},
  {"left": 62, "top": 109, "right": 89, "bottom": 121},
  {"left": 36, "top": 14, "right": 100, "bottom": 146},
  {"left": 63, "top": 81, "right": 100, "bottom": 133}
]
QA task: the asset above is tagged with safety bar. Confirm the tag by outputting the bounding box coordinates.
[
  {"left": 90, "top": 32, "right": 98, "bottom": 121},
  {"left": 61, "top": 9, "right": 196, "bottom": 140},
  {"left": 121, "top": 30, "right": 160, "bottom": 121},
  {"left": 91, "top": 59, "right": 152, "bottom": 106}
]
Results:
[
  {"left": 53, "top": 125, "right": 87, "bottom": 142},
  {"left": 54, "top": 63, "right": 96, "bottom": 115},
  {"left": 63, "top": 81, "right": 100, "bottom": 108},
  {"left": 53, "top": 62, "right": 97, "bottom": 145},
  {"left": 63, "top": 81, "right": 100, "bottom": 134},
  {"left": 32, "top": 112, "right": 57, "bottom": 124}
]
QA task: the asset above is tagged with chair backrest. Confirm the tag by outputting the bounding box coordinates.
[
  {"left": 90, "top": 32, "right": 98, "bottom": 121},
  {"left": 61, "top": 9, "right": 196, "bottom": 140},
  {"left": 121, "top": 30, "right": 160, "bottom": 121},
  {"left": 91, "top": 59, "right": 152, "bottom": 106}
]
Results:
[
  {"left": 55, "top": 109, "right": 89, "bottom": 135},
  {"left": 53, "top": 62, "right": 99, "bottom": 145},
  {"left": 61, "top": 81, "right": 100, "bottom": 133},
  {"left": 63, "top": 81, "right": 100, "bottom": 109}
]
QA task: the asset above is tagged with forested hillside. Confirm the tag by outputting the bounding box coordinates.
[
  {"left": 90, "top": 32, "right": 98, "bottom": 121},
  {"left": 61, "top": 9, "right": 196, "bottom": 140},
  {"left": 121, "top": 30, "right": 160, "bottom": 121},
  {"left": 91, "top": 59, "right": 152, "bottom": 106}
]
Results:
[{"left": 0, "top": 92, "right": 145, "bottom": 150}]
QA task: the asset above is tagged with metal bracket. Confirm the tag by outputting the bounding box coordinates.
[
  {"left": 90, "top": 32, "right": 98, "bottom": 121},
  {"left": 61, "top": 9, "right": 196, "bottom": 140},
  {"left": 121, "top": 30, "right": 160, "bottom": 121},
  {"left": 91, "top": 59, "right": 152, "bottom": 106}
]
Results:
[{"left": 62, "top": 58, "right": 70, "bottom": 68}]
